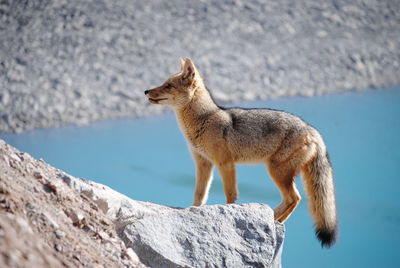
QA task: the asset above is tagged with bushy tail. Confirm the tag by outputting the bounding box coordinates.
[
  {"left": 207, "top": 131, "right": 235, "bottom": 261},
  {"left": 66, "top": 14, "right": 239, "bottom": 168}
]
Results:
[{"left": 302, "top": 132, "right": 338, "bottom": 248}]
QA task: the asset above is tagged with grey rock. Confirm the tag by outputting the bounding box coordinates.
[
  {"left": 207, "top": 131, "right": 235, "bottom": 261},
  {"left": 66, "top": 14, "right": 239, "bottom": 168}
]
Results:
[
  {"left": 67, "top": 210, "right": 84, "bottom": 226},
  {"left": 55, "top": 229, "right": 66, "bottom": 239},
  {"left": 40, "top": 211, "right": 60, "bottom": 229},
  {"left": 9, "top": 153, "right": 21, "bottom": 162},
  {"left": 61, "top": 174, "right": 284, "bottom": 267},
  {"left": 54, "top": 244, "right": 63, "bottom": 252},
  {"left": 61, "top": 174, "right": 168, "bottom": 227},
  {"left": 121, "top": 203, "right": 284, "bottom": 268}
]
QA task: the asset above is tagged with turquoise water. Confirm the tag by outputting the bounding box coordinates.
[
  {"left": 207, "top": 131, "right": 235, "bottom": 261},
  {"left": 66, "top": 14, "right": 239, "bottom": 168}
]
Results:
[{"left": 1, "top": 85, "right": 400, "bottom": 267}]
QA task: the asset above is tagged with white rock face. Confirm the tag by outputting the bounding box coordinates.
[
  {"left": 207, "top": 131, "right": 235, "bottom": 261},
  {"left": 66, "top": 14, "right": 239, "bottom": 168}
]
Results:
[
  {"left": 122, "top": 203, "right": 284, "bottom": 268},
  {"left": 63, "top": 175, "right": 284, "bottom": 268},
  {"left": 61, "top": 175, "right": 170, "bottom": 230}
]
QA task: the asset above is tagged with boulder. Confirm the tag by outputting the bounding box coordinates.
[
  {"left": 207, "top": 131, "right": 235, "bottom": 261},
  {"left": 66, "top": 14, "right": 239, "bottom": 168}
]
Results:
[
  {"left": 121, "top": 203, "right": 284, "bottom": 268},
  {"left": 64, "top": 176, "right": 284, "bottom": 267}
]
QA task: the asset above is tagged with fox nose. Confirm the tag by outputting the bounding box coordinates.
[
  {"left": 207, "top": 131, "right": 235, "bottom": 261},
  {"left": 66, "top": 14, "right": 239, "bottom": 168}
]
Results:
[{"left": 144, "top": 90, "right": 150, "bottom": 95}]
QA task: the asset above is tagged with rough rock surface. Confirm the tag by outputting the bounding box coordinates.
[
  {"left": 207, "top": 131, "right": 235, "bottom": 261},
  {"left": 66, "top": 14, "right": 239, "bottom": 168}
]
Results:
[
  {"left": 0, "top": 139, "right": 285, "bottom": 267},
  {"left": 121, "top": 204, "right": 284, "bottom": 268},
  {"left": 1, "top": 0, "right": 400, "bottom": 132},
  {"left": 64, "top": 162, "right": 285, "bottom": 268}
]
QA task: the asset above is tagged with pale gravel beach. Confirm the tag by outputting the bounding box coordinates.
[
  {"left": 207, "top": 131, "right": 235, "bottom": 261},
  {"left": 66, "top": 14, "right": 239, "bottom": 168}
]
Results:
[{"left": 1, "top": 0, "right": 399, "bottom": 132}]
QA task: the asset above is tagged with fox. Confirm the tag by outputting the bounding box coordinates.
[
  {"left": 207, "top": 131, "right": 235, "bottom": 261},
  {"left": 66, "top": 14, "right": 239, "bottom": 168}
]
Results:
[{"left": 144, "top": 58, "right": 337, "bottom": 247}]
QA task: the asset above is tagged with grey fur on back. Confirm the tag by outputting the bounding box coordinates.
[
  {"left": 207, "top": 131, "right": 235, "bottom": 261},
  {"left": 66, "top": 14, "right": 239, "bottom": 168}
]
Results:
[
  {"left": 220, "top": 108, "right": 311, "bottom": 161},
  {"left": 224, "top": 108, "right": 309, "bottom": 137}
]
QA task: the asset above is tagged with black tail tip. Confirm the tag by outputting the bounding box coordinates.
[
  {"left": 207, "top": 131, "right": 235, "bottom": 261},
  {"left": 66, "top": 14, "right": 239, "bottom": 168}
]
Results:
[{"left": 316, "top": 226, "right": 338, "bottom": 248}]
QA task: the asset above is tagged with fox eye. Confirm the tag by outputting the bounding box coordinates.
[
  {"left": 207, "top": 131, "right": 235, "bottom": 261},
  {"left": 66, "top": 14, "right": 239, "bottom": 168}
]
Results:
[{"left": 165, "top": 84, "right": 172, "bottom": 89}]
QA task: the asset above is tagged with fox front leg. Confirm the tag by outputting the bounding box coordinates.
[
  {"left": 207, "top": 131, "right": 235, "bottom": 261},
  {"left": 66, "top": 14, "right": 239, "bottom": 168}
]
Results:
[
  {"left": 192, "top": 152, "right": 214, "bottom": 206},
  {"left": 217, "top": 162, "right": 238, "bottom": 204}
]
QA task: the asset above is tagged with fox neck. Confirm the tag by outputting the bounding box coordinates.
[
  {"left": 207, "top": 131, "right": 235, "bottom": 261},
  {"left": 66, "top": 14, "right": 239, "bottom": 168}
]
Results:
[{"left": 175, "top": 86, "right": 219, "bottom": 138}]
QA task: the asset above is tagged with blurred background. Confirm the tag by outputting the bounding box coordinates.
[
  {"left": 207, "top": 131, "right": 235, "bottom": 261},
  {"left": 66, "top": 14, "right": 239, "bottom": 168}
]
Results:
[
  {"left": 1, "top": 0, "right": 400, "bottom": 267},
  {"left": 1, "top": 0, "right": 399, "bottom": 132}
]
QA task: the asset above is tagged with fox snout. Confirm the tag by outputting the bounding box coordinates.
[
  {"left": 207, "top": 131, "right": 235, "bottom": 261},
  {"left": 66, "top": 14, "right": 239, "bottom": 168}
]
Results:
[
  {"left": 145, "top": 88, "right": 169, "bottom": 104},
  {"left": 144, "top": 88, "right": 159, "bottom": 98}
]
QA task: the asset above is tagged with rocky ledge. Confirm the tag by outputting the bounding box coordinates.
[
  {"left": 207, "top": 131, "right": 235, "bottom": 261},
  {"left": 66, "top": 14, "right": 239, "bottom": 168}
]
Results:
[{"left": 0, "top": 139, "right": 284, "bottom": 268}]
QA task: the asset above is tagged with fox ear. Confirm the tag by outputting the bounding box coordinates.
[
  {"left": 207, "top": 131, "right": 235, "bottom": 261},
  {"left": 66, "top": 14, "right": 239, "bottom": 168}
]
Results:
[
  {"left": 179, "top": 58, "right": 185, "bottom": 70},
  {"left": 181, "top": 58, "right": 196, "bottom": 81}
]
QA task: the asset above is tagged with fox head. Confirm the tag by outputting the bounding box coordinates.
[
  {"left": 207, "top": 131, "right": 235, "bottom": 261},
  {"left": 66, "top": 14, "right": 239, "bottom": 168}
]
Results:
[{"left": 145, "top": 58, "right": 203, "bottom": 107}]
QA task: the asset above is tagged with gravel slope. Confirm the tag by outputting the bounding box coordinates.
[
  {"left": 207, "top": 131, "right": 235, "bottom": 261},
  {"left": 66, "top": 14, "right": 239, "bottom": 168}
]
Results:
[
  {"left": 1, "top": 0, "right": 399, "bottom": 132},
  {"left": 0, "top": 140, "right": 144, "bottom": 267}
]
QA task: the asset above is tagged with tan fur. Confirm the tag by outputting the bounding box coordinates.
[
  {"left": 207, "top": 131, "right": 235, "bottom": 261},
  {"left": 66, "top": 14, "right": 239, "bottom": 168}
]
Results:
[{"left": 145, "top": 58, "right": 338, "bottom": 247}]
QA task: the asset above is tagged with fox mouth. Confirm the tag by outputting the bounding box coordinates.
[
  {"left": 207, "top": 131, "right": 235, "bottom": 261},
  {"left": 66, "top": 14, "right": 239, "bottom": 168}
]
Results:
[{"left": 148, "top": 97, "right": 168, "bottom": 103}]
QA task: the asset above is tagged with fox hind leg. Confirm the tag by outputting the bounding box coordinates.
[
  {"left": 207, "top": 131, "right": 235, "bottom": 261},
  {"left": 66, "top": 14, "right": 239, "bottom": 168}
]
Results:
[
  {"left": 267, "top": 138, "right": 316, "bottom": 222},
  {"left": 267, "top": 161, "right": 301, "bottom": 222}
]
